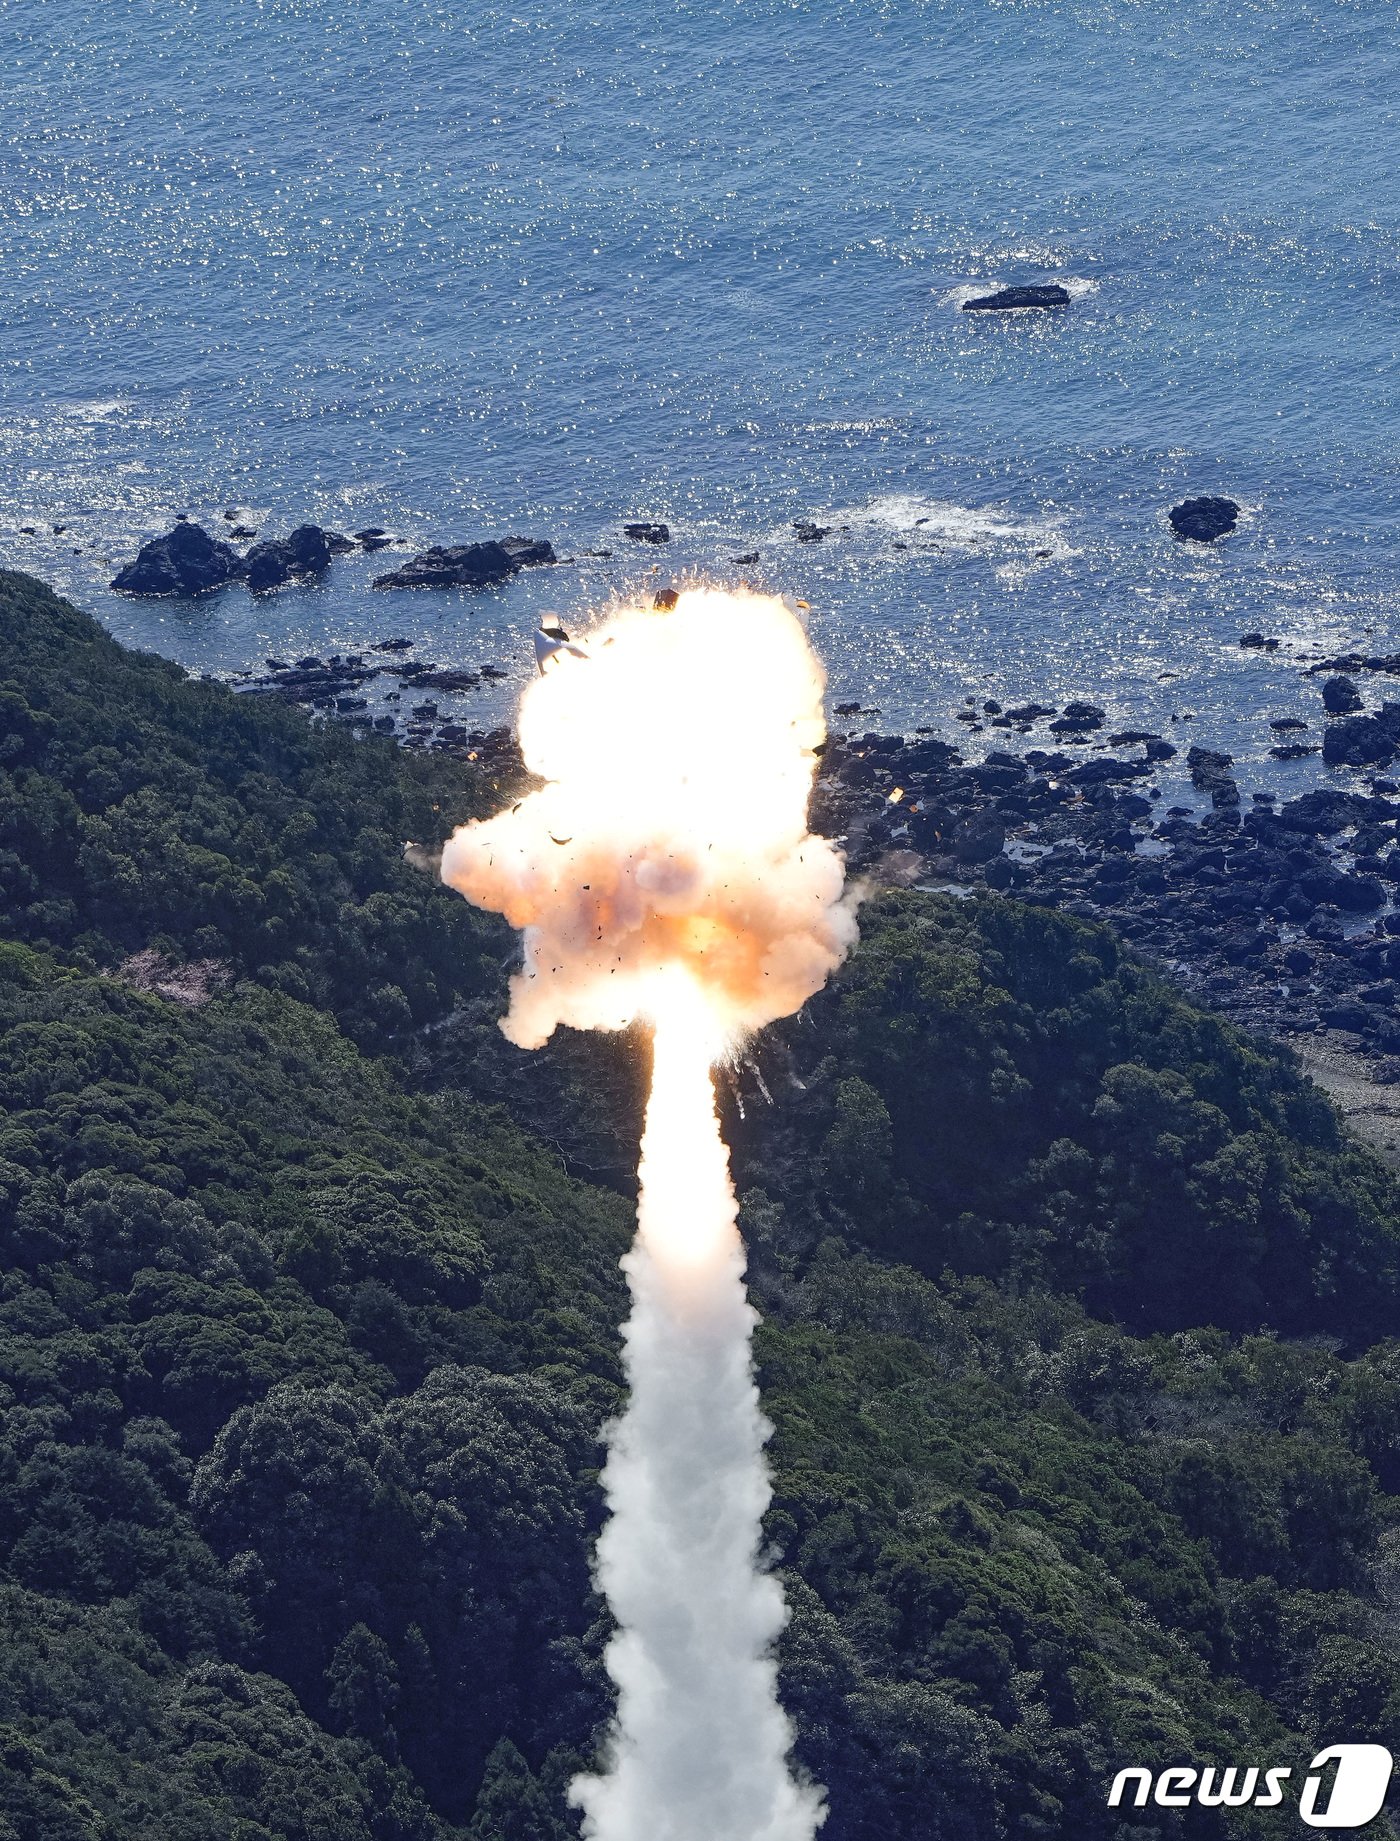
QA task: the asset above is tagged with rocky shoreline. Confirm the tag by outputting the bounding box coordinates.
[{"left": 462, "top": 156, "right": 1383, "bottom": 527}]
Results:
[
  {"left": 223, "top": 616, "right": 1400, "bottom": 1083},
  {"left": 99, "top": 499, "right": 1398, "bottom": 1090},
  {"left": 814, "top": 719, "right": 1400, "bottom": 1080}
]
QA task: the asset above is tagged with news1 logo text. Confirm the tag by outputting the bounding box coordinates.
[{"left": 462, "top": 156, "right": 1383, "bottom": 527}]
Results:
[{"left": 1109, "top": 1745, "right": 1394, "bottom": 1827}]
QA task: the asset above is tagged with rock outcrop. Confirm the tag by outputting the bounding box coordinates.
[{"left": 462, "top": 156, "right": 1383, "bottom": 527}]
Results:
[
  {"left": 245, "top": 525, "right": 343, "bottom": 592},
  {"left": 373, "top": 536, "right": 553, "bottom": 590},
  {"left": 1169, "top": 497, "right": 1240, "bottom": 542},
  {"left": 113, "top": 520, "right": 355, "bottom": 596},
  {"left": 1323, "top": 705, "right": 1400, "bottom": 768},
  {"left": 962, "top": 285, "right": 1071, "bottom": 312},
  {"left": 111, "top": 523, "right": 246, "bottom": 596},
  {"left": 1187, "top": 745, "right": 1240, "bottom": 808},
  {"left": 499, "top": 536, "right": 558, "bottom": 568},
  {"left": 1323, "top": 675, "right": 1364, "bottom": 715}
]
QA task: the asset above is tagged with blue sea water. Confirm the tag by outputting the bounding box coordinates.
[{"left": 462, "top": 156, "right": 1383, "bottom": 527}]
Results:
[{"left": 1, "top": 0, "right": 1396, "bottom": 789}]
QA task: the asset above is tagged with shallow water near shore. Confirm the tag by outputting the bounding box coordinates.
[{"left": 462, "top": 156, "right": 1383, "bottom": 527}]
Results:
[{"left": 2, "top": 0, "right": 1397, "bottom": 791}]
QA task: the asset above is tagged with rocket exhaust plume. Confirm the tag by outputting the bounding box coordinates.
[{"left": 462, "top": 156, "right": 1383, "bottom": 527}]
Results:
[{"left": 440, "top": 584, "right": 857, "bottom": 1840}]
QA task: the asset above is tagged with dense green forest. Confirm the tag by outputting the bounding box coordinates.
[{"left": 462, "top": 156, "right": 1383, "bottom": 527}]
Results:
[{"left": 1, "top": 568, "right": 1400, "bottom": 1837}]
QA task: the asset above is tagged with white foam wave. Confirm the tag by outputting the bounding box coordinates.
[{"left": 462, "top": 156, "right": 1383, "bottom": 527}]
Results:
[
  {"left": 811, "top": 493, "right": 1076, "bottom": 563},
  {"left": 58, "top": 398, "right": 135, "bottom": 425}
]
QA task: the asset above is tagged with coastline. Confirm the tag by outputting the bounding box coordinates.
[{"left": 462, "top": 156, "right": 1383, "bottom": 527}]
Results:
[
  {"left": 1288, "top": 1032, "right": 1400, "bottom": 1170},
  {"left": 112, "top": 560, "right": 1400, "bottom": 1100}
]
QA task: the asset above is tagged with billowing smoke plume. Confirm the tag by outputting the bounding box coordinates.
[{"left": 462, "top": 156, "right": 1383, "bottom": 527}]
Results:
[
  {"left": 440, "top": 585, "right": 856, "bottom": 1841},
  {"left": 440, "top": 586, "right": 854, "bottom": 1051}
]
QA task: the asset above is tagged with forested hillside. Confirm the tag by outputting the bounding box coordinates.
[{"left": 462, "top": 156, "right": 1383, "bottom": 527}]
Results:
[{"left": 2, "top": 570, "right": 1399, "bottom": 1838}]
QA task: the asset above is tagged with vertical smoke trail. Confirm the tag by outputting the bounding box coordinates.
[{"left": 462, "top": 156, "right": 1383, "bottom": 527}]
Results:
[
  {"left": 569, "top": 987, "right": 825, "bottom": 1841},
  {"left": 438, "top": 586, "right": 855, "bottom": 1841}
]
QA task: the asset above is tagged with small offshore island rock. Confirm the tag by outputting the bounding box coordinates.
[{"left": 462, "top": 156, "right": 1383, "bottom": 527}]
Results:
[
  {"left": 111, "top": 522, "right": 246, "bottom": 596},
  {"left": 1323, "top": 675, "right": 1364, "bottom": 716},
  {"left": 1169, "top": 496, "right": 1240, "bottom": 543},
  {"left": 1323, "top": 705, "right": 1400, "bottom": 768},
  {"left": 499, "top": 536, "right": 558, "bottom": 568},
  {"left": 373, "top": 536, "right": 556, "bottom": 590},
  {"left": 623, "top": 521, "right": 670, "bottom": 544},
  {"left": 962, "top": 284, "right": 1072, "bottom": 312},
  {"left": 245, "top": 525, "right": 340, "bottom": 592}
]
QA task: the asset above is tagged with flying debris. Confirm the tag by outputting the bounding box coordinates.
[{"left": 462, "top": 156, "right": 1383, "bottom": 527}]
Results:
[
  {"left": 401, "top": 840, "right": 440, "bottom": 877},
  {"left": 535, "top": 617, "right": 590, "bottom": 675}
]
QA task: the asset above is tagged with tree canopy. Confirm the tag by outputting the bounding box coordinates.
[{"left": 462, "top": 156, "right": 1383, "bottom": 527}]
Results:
[{"left": 1, "top": 571, "right": 1399, "bottom": 1836}]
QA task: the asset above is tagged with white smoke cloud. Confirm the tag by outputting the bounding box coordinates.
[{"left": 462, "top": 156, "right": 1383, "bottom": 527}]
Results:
[
  {"left": 439, "top": 586, "right": 853, "bottom": 1841},
  {"left": 439, "top": 586, "right": 857, "bottom": 1052}
]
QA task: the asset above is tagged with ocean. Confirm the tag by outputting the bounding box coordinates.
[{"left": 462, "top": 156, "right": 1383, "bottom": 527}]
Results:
[{"left": 2, "top": 0, "right": 1396, "bottom": 797}]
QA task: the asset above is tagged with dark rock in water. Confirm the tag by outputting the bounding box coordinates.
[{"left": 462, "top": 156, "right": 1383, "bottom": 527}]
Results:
[
  {"left": 1323, "top": 705, "right": 1400, "bottom": 767},
  {"left": 1187, "top": 743, "right": 1232, "bottom": 777},
  {"left": 244, "top": 524, "right": 337, "bottom": 592},
  {"left": 1239, "top": 632, "right": 1279, "bottom": 649},
  {"left": 1169, "top": 496, "right": 1240, "bottom": 542},
  {"left": 732, "top": 552, "right": 759, "bottom": 565},
  {"left": 962, "top": 284, "right": 1071, "bottom": 312},
  {"left": 1270, "top": 717, "right": 1308, "bottom": 731},
  {"left": 374, "top": 541, "right": 516, "bottom": 589},
  {"left": 1271, "top": 742, "right": 1320, "bottom": 761},
  {"left": 324, "top": 530, "right": 356, "bottom": 556},
  {"left": 1323, "top": 674, "right": 1364, "bottom": 715},
  {"left": 1304, "top": 871, "right": 1386, "bottom": 914},
  {"left": 371, "top": 637, "right": 414, "bottom": 652},
  {"left": 288, "top": 525, "right": 335, "bottom": 573},
  {"left": 1066, "top": 757, "right": 1151, "bottom": 786},
  {"left": 623, "top": 521, "right": 670, "bottom": 544},
  {"left": 500, "top": 535, "right": 558, "bottom": 567},
  {"left": 355, "top": 529, "right": 396, "bottom": 551},
  {"left": 1279, "top": 789, "right": 1394, "bottom": 834},
  {"left": 904, "top": 737, "right": 961, "bottom": 773},
  {"left": 1145, "top": 738, "right": 1178, "bottom": 762},
  {"left": 1050, "top": 701, "right": 1105, "bottom": 735},
  {"left": 1188, "top": 744, "right": 1240, "bottom": 807},
  {"left": 652, "top": 587, "right": 680, "bottom": 610},
  {"left": 229, "top": 524, "right": 258, "bottom": 540},
  {"left": 245, "top": 543, "right": 293, "bottom": 592},
  {"left": 406, "top": 668, "right": 482, "bottom": 692},
  {"left": 793, "top": 519, "right": 832, "bottom": 542},
  {"left": 949, "top": 810, "right": 1007, "bottom": 864},
  {"left": 111, "top": 522, "right": 247, "bottom": 596},
  {"left": 1007, "top": 702, "right": 1056, "bottom": 723}
]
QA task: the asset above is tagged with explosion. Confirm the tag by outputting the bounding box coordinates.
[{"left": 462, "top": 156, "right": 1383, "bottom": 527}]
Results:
[{"left": 440, "top": 584, "right": 857, "bottom": 1840}]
